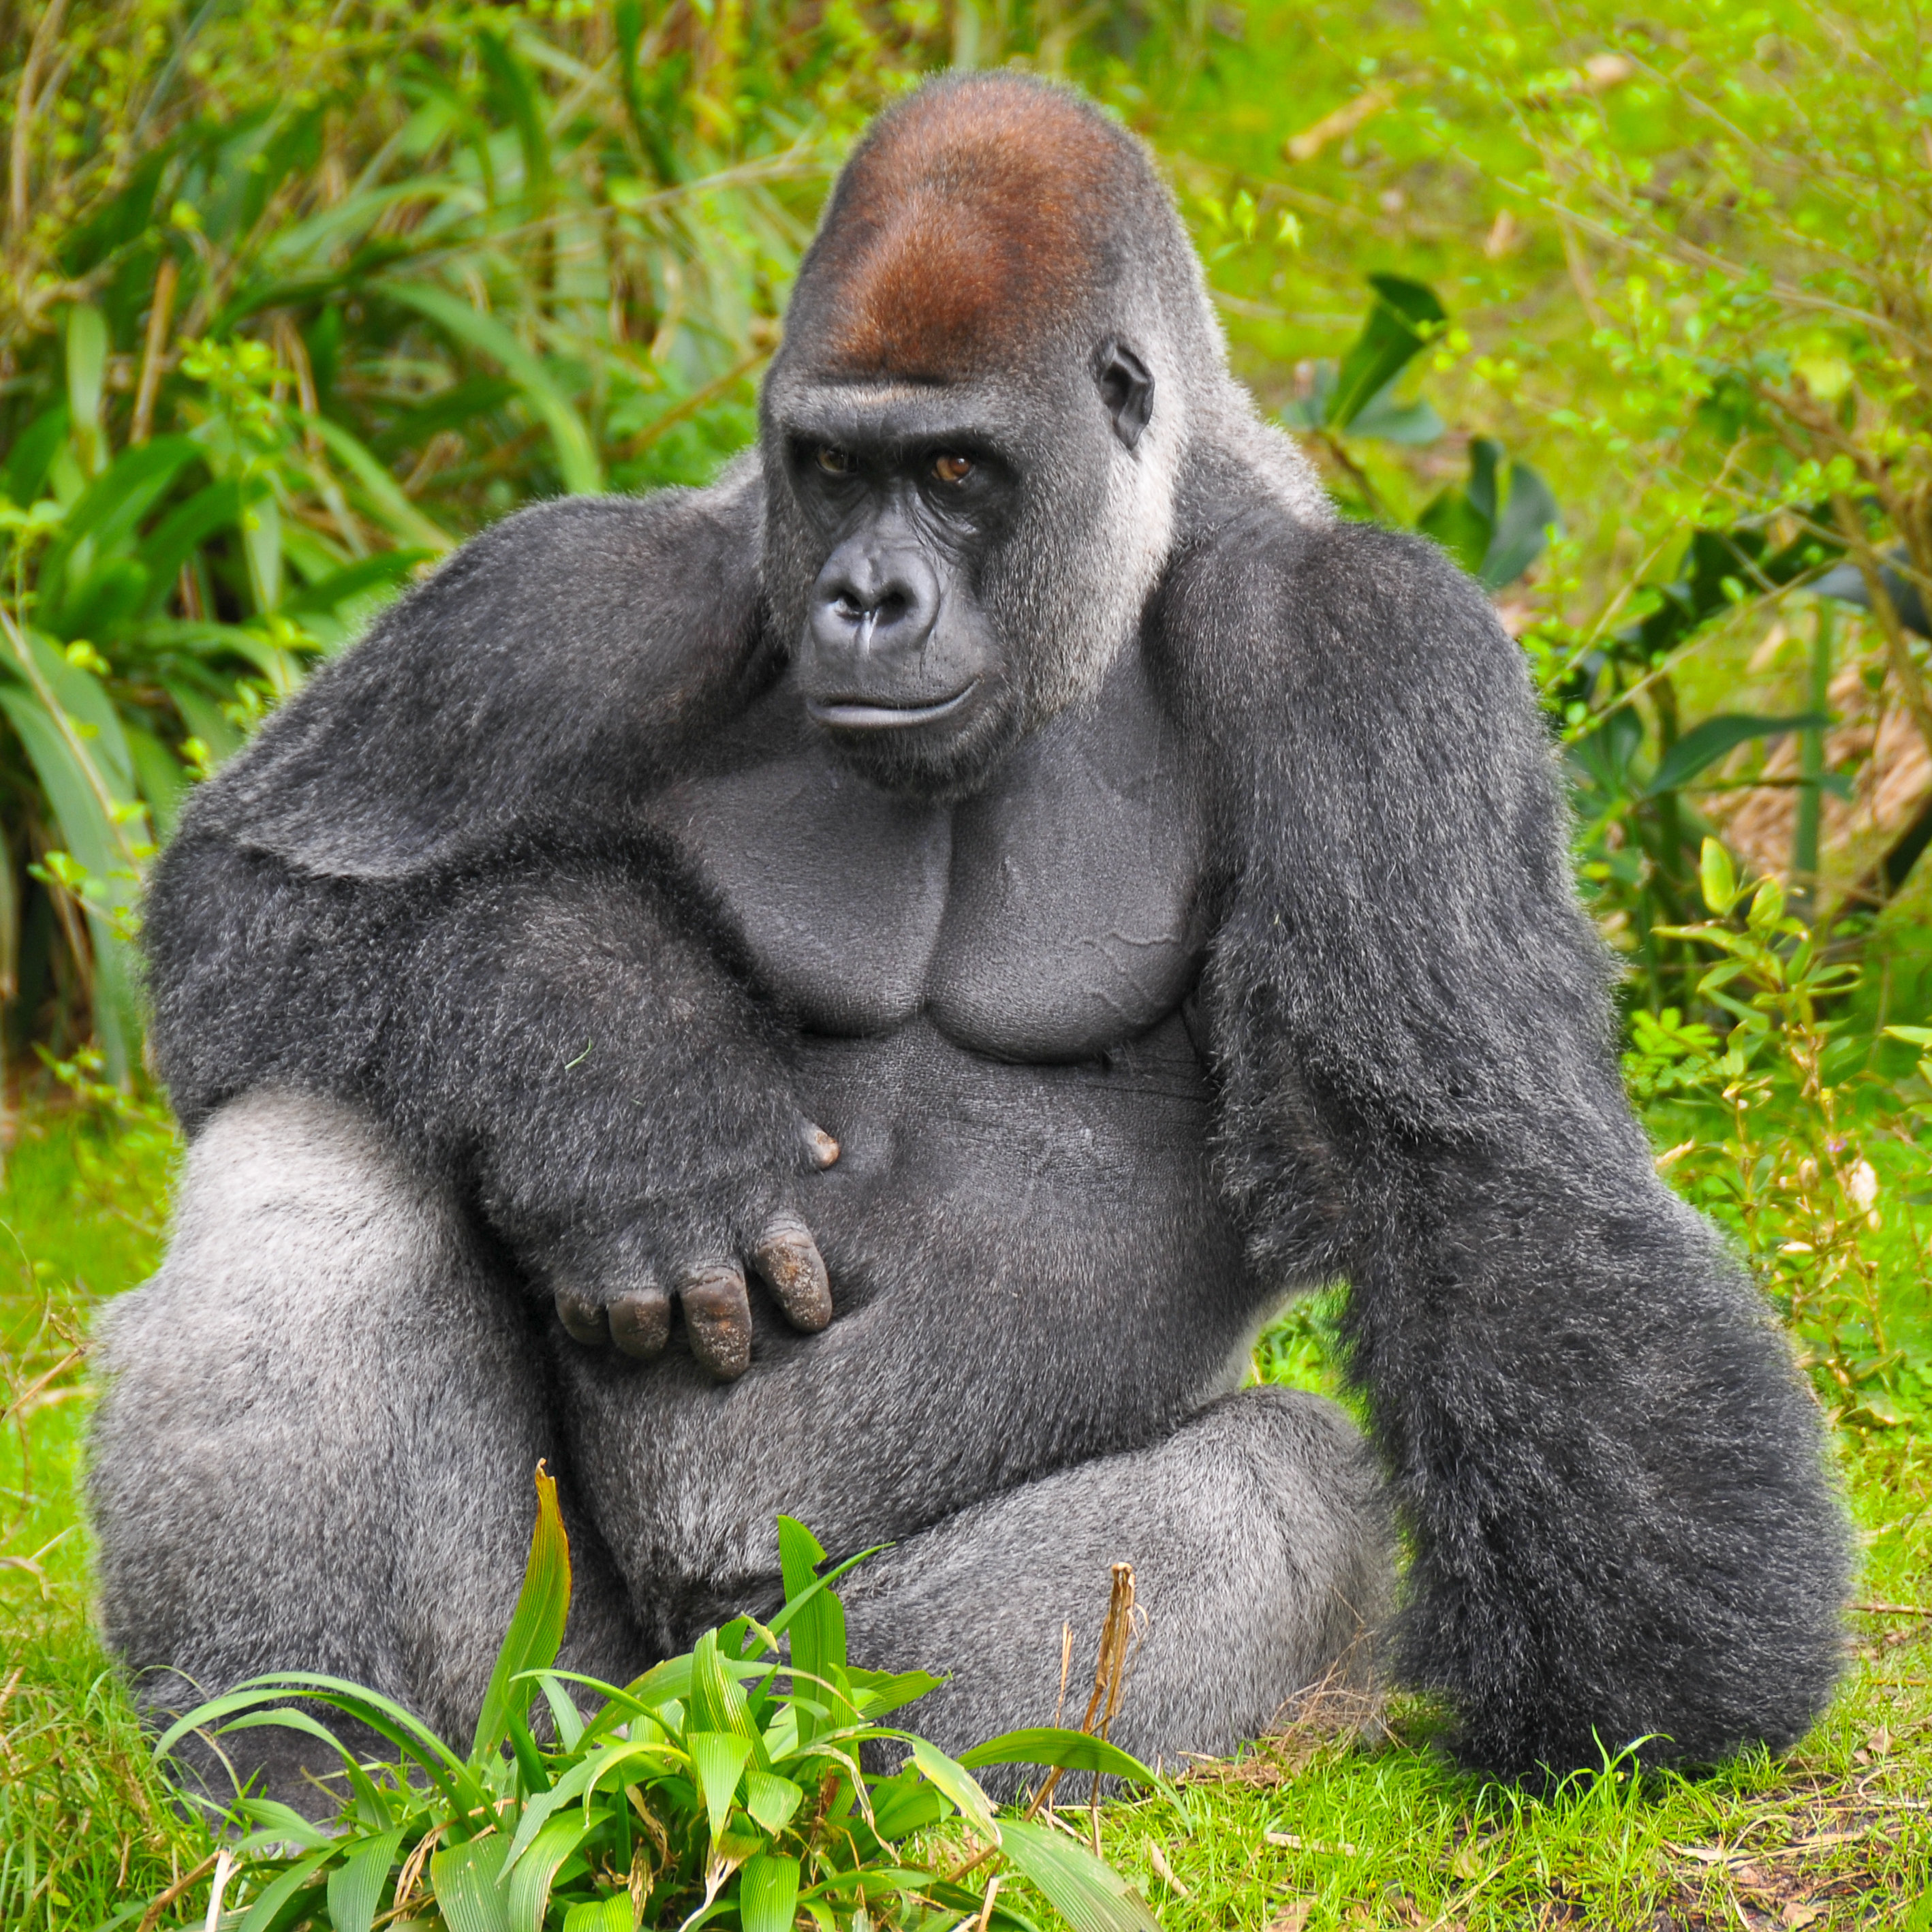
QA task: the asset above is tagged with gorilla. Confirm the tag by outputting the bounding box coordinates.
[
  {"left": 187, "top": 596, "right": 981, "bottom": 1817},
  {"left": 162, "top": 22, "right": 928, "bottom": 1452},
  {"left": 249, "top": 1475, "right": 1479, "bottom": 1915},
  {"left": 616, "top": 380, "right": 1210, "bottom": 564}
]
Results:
[{"left": 91, "top": 73, "right": 1848, "bottom": 1796}]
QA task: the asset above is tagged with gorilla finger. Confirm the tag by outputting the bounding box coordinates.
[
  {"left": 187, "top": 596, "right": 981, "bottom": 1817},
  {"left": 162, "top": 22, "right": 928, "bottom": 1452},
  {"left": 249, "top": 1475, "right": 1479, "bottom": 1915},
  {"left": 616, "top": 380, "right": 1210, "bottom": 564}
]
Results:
[
  {"left": 680, "top": 1264, "right": 753, "bottom": 1381},
  {"left": 608, "top": 1281, "right": 672, "bottom": 1359},
  {"left": 556, "top": 1288, "right": 610, "bottom": 1347},
  {"left": 751, "top": 1216, "right": 832, "bottom": 1333}
]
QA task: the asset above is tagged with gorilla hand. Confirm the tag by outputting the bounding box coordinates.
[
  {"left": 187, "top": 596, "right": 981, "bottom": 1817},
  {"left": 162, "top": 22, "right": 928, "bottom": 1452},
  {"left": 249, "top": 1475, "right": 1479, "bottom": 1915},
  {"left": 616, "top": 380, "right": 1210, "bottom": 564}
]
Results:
[{"left": 550, "top": 1117, "right": 841, "bottom": 1379}]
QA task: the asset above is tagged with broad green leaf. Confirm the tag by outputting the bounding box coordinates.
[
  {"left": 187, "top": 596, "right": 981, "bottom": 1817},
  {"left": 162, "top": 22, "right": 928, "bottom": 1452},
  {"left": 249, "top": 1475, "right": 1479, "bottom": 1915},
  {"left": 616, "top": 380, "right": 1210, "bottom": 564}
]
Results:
[
  {"left": 326, "top": 1828, "right": 404, "bottom": 1932},
  {"left": 1648, "top": 715, "right": 1827, "bottom": 798},
  {"left": 740, "top": 1852, "right": 802, "bottom": 1932},
  {"left": 561, "top": 1896, "right": 634, "bottom": 1932},
  {"left": 66, "top": 305, "right": 108, "bottom": 472},
  {"left": 1417, "top": 487, "right": 1491, "bottom": 576},
  {"left": 905, "top": 1736, "right": 997, "bottom": 1836},
  {"left": 1748, "top": 876, "right": 1787, "bottom": 932},
  {"left": 472, "top": 1463, "right": 573, "bottom": 1760},
  {"left": 849, "top": 1667, "right": 943, "bottom": 1721},
  {"left": 1478, "top": 457, "right": 1560, "bottom": 590},
  {"left": 1700, "top": 837, "right": 1739, "bottom": 917},
  {"left": 3, "top": 405, "right": 68, "bottom": 503},
  {"left": 1885, "top": 1025, "right": 1932, "bottom": 1047},
  {"left": 689, "top": 1728, "right": 755, "bottom": 1840},
  {"left": 691, "top": 1627, "right": 760, "bottom": 1745},
  {"left": 995, "top": 1818, "right": 1161, "bottom": 1932},
  {"left": 957, "top": 1728, "right": 1160, "bottom": 1786},
  {"left": 242, "top": 482, "right": 283, "bottom": 612},
  {"left": 1347, "top": 377, "right": 1444, "bottom": 446},
  {"left": 743, "top": 1767, "right": 805, "bottom": 1835},
  {"left": 383, "top": 282, "right": 602, "bottom": 495},
  {"left": 233, "top": 1849, "right": 332, "bottom": 1932},
  {"left": 505, "top": 1813, "right": 599, "bottom": 1932},
  {"left": 777, "top": 1515, "right": 846, "bottom": 1746},
  {"left": 431, "top": 1834, "right": 511, "bottom": 1932},
  {"left": 1327, "top": 275, "right": 1446, "bottom": 431},
  {"left": 867, "top": 1770, "right": 948, "bottom": 1842}
]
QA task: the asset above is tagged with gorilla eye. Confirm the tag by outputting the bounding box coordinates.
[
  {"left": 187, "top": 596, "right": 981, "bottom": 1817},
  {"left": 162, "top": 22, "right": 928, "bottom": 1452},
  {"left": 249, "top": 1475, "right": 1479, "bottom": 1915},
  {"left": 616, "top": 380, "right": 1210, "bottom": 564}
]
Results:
[
  {"left": 815, "top": 446, "right": 856, "bottom": 476},
  {"left": 931, "top": 453, "right": 974, "bottom": 486}
]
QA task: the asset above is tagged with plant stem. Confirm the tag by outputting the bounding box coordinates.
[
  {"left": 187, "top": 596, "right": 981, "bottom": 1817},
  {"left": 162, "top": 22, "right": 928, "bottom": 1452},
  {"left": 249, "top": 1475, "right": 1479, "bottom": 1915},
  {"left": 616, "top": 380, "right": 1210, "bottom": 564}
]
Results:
[{"left": 1793, "top": 599, "right": 1832, "bottom": 905}]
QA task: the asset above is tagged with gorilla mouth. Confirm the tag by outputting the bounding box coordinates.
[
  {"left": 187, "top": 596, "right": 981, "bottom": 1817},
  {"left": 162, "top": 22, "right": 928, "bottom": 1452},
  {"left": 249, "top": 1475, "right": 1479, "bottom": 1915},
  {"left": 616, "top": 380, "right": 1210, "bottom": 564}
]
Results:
[{"left": 808, "top": 683, "right": 978, "bottom": 730}]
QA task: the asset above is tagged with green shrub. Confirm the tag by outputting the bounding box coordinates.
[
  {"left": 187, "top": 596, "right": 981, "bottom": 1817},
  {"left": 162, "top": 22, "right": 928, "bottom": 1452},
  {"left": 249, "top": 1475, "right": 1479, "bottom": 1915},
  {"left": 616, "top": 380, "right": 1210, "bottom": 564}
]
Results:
[{"left": 127, "top": 1469, "right": 1165, "bottom": 1932}]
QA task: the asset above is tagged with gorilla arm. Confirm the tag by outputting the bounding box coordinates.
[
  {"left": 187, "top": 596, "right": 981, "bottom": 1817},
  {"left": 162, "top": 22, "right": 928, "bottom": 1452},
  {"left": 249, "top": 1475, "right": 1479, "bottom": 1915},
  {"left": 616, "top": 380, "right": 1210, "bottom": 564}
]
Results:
[
  {"left": 144, "top": 479, "right": 834, "bottom": 1377},
  {"left": 1171, "top": 514, "right": 1850, "bottom": 1779}
]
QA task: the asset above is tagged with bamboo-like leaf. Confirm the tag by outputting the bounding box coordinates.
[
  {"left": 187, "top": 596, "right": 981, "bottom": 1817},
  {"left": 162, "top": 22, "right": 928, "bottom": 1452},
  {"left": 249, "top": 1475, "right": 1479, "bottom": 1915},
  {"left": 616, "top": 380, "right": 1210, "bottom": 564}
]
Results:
[
  {"left": 691, "top": 1627, "right": 760, "bottom": 1745},
  {"left": 152, "top": 1670, "right": 486, "bottom": 1816},
  {"left": 740, "top": 1852, "right": 802, "bottom": 1932},
  {"left": 66, "top": 305, "right": 109, "bottom": 473},
  {"left": 383, "top": 282, "right": 602, "bottom": 495},
  {"left": 688, "top": 1728, "right": 755, "bottom": 1840},
  {"left": 1647, "top": 715, "right": 1828, "bottom": 798},
  {"left": 505, "top": 1813, "right": 599, "bottom": 1932},
  {"left": 232, "top": 1849, "right": 333, "bottom": 1932},
  {"left": 300, "top": 412, "right": 456, "bottom": 552},
  {"left": 956, "top": 1728, "right": 1161, "bottom": 1786},
  {"left": 995, "top": 1818, "right": 1162, "bottom": 1932},
  {"left": 473, "top": 1463, "right": 574, "bottom": 1761},
  {"left": 904, "top": 1736, "right": 997, "bottom": 1837},
  {"left": 326, "top": 1828, "right": 404, "bottom": 1932},
  {"left": 742, "top": 1767, "right": 805, "bottom": 1835},
  {"left": 431, "top": 1834, "right": 512, "bottom": 1932}
]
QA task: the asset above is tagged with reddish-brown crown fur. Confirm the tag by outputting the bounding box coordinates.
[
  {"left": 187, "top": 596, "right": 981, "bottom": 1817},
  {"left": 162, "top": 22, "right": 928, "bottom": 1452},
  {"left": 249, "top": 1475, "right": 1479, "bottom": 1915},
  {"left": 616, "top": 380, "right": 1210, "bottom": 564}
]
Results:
[{"left": 790, "top": 78, "right": 1140, "bottom": 380}]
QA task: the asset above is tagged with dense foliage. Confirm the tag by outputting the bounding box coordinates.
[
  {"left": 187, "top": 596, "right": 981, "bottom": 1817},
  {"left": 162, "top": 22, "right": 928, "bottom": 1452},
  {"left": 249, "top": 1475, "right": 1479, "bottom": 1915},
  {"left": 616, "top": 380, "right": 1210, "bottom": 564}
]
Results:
[{"left": 134, "top": 1472, "right": 1164, "bottom": 1932}]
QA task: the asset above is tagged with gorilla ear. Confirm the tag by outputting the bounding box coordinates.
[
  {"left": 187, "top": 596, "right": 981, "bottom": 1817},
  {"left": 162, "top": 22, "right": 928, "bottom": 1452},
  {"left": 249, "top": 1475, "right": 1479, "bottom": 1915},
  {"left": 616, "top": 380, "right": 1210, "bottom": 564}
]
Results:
[{"left": 1094, "top": 338, "right": 1155, "bottom": 450}]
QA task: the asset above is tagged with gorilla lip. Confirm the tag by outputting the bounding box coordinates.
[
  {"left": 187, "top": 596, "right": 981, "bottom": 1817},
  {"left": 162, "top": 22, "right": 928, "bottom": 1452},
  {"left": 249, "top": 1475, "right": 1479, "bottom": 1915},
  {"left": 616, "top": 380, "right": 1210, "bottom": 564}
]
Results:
[{"left": 808, "top": 683, "right": 978, "bottom": 729}]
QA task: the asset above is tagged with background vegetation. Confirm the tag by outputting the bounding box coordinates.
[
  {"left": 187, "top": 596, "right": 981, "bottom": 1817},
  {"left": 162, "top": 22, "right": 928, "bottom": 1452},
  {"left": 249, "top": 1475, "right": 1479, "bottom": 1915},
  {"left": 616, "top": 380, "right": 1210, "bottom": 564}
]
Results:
[{"left": 3, "top": 0, "right": 1931, "bottom": 1926}]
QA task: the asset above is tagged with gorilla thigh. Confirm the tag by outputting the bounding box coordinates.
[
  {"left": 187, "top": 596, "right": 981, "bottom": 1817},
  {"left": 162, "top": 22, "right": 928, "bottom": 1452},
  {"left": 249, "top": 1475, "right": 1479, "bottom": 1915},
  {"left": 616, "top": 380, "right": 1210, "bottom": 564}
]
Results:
[{"left": 93, "top": 1089, "right": 1389, "bottom": 1796}]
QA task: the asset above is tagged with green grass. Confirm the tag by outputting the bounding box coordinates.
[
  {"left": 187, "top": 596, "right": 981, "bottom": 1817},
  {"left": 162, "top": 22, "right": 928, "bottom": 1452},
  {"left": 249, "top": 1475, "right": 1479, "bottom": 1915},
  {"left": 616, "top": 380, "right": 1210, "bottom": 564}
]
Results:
[{"left": 3, "top": 1100, "right": 1929, "bottom": 1931}]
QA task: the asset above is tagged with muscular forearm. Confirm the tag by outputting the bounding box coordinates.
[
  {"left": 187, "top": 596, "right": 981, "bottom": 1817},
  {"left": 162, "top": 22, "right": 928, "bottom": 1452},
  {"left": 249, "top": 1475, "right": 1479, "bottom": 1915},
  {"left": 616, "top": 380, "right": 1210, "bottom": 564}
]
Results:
[
  {"left": 1332, "top": 1125, "right": 1848, "bottom": 1777},
  {"left": 145, "top": 830, "right": 834, "bottom": 1373}
]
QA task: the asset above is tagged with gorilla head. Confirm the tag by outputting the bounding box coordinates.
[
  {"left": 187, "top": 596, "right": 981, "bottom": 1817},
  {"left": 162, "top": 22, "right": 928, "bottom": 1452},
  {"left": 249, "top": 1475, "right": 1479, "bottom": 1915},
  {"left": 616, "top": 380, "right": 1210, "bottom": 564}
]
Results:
[{"left": 761, "top": 76, "right": 1227, "bottom": 798}]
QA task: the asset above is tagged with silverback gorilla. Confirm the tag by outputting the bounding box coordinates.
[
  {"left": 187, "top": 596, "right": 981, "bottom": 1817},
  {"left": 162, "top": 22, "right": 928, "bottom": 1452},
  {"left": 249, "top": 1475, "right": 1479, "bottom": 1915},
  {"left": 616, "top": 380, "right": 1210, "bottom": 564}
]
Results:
[{"left": 92, "top": 74, "right": 1848, "bottom": 1794}]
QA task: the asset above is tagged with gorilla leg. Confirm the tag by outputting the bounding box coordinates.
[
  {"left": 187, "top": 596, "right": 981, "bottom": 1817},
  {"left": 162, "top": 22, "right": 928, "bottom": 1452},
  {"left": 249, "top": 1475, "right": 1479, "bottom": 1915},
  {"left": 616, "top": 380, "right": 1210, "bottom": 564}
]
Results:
[
  {"left": 838, "top": 1387, "right": 1392, "bottom": 1788},
  {"left": 89, "top": 1090, "right": 642, "bottom": 1805}
]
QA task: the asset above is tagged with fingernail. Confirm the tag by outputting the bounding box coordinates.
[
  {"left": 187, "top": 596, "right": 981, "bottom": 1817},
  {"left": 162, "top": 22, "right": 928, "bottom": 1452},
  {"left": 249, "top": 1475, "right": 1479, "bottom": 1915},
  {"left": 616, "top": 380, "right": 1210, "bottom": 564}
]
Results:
[{"left": 809, "top": 1128, "right": 841, "bottom": 1168}]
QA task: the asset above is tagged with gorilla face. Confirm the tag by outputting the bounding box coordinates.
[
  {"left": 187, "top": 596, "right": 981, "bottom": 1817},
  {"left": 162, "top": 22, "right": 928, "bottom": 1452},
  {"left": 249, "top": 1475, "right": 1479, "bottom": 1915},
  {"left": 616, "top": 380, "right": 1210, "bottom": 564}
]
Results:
[
  {"left": 779, "top": 390, "right": 1023, "bottom": 798},
  {"left": 773, "top": 342, "right": 1159, "bottom": 803}
]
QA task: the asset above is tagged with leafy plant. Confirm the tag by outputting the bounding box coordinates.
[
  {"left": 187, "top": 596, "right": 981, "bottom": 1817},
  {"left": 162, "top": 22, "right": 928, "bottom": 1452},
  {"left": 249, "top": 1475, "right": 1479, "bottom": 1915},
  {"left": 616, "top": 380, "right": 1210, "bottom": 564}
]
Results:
[
  {"left": 1281, "top": 273, "right": 1560, "bottom": 593},
  {"left": 126, "top": 1469, "right": 1164, "bottom": 1932},
  {"left": 1634, "top": 839, "right": 1913, "bottom": 1414}
]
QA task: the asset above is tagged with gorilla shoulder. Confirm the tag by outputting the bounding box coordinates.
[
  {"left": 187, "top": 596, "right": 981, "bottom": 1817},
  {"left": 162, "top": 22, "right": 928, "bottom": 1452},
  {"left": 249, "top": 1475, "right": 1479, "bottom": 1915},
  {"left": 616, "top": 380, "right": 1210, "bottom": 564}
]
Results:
[
  {"left": 1161, "top": 486, "right": 1530, "bottom": 730},
  {"left": 189, "top": 462, "right": 771, "bottom": 881}
]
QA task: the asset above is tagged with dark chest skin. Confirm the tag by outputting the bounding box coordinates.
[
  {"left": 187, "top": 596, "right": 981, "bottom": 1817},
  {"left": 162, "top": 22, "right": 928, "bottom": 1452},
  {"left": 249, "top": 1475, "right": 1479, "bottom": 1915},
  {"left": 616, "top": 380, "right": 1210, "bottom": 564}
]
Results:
[{"left": 561, "top": 642, "right": 1273, "bottom": 1634}]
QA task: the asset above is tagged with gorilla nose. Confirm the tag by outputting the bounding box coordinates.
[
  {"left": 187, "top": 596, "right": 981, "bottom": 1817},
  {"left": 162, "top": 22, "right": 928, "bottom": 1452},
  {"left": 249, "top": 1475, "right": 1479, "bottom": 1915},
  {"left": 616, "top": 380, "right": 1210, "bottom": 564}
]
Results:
[{"left": 809, "top": 542, "right": 940, "bottom": 664}]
